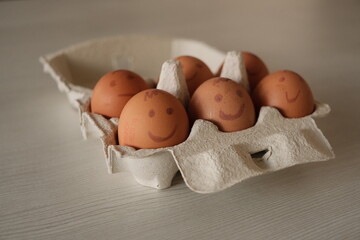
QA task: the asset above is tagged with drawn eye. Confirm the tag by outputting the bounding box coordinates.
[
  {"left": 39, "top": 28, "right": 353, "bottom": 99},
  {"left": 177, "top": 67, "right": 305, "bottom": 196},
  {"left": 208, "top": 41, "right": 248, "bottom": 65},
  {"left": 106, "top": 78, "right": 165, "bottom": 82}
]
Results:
[
  {"left": 214, "top": 94, "right": 223, "bottom": 102},
  {"left": 236, "top": 90, "right": 243, "bottom": 97},
  {"left": 148, "top": 109, "right": 155, "bottom": 118},
  {"left": 166, "top": 107, "right": 174, "bottom": 115},
  {"left": 109, "top": 80, "right": 116, "bottom": 87}
]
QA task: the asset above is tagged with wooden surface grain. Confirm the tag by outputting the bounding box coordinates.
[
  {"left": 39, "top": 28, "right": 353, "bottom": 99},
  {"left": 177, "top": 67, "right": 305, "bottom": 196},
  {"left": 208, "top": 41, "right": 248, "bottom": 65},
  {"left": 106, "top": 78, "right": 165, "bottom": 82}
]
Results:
[{"left": 1, "top": 0, "right": 359, "bottom": 239}]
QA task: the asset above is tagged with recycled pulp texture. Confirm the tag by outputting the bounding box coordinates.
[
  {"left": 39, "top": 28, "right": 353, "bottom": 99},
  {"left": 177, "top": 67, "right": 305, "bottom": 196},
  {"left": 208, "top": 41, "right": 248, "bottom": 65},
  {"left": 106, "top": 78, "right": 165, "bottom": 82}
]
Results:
[{"left": 40, "top": 35, "right": 334, "bottom": 193}]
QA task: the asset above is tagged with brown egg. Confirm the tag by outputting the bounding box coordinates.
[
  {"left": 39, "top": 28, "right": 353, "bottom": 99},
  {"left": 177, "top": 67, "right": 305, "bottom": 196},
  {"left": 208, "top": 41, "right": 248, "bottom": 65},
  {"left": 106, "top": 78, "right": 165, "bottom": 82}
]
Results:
[
  {"left": 91, "top": 70, "right": 149, "bottom": 118},
  {"left": 252, "top": 70, "right": 315, "bottom": 118},
  {"left": 118, "top": 89, "right": 189, "bottom": 149},
  {"left": 188, "top": 77, "right": 256, "bottom": 132},
  {"left": 215, "top": 51, "right": 269, "bottom": 91},
  {"left": 175, "top": 56, "right": 214, "bottom": 95}
]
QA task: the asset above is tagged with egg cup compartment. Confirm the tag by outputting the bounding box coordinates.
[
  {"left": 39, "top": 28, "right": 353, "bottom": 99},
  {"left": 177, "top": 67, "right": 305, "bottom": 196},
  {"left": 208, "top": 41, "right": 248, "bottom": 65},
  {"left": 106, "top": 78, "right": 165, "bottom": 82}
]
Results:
[
  {"left": 108, "top": 101, "right": 333, "bottom": 193},
  {"left": 40, "top": 35, "right": 334, "bottom": 193}
]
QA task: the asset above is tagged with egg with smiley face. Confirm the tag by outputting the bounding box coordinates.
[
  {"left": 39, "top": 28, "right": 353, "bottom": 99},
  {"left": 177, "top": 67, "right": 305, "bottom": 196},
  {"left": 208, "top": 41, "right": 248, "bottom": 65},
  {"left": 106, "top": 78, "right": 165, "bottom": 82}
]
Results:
[
  {"left": 91, "top": 70, "right": 149, "bottom": 118},
  {"left": 175, "top": 56, "right": 214, "bottom": 96},
  {"left": 252, "top": 70, "right": 315, "bottom": 118},
  {"left": 118, "top": 89, "right": 189, "bottom": 149},
  {"left": 188, "top": 77, "right": 256, "bottom": 132},
  {"left": 242, "top": 51, "right": 269, "bottom": 90}
]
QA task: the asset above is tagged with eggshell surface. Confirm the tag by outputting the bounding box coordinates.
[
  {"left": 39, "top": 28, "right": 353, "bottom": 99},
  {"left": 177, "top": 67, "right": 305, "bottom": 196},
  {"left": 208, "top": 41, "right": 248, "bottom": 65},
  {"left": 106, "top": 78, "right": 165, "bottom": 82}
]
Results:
[
  {"left": 252, "top": 70, "right": 315, "bottom": 118},
  {"left": 188, "top": 77, "right": 256, "bottom": 132},
  {"left": 91, "top": 70, "right": 149, "bottom": 118},
  {"left": 175, "top": 56, "right": 214, "bottom": 95},
  {"left": 242, "top": 52, "right": 269, "bottom": 90},
  {"left": 118, "top": 89, "right": 189, "bottom": 149}
]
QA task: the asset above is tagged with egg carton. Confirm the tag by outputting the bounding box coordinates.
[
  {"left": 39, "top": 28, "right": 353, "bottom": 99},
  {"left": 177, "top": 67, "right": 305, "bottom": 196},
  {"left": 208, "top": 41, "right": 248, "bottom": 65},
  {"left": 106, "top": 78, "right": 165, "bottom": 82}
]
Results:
[{"left": 40, "top": 35, "right": 334, "bottom": 193}]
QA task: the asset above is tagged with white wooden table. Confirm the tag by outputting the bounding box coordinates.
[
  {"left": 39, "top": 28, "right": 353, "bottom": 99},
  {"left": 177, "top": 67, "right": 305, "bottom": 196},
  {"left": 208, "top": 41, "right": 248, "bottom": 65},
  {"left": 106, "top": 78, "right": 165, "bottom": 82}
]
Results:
[{"left": 1, "top": 0, "right": 359, "bottom": 239}]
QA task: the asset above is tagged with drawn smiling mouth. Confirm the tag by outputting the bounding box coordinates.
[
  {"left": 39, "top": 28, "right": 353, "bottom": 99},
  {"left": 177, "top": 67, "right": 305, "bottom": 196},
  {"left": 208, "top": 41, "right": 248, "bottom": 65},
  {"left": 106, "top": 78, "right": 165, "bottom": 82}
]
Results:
[
  {"left": 219, "top": 104, "right": 245, "bottom": 120},
  {"left": 285, "top": 90, "right": 301, "bottom": 103},
  {"left": 148, "top": 125, "right": 177, "bottom": 142}
]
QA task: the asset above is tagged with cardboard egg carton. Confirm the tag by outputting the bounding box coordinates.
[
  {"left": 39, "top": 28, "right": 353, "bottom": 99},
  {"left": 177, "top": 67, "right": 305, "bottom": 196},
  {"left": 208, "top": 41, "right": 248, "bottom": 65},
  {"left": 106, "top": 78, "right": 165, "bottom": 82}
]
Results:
[{"left": 40, "top": 35, "right": 334, "bottom": 193}]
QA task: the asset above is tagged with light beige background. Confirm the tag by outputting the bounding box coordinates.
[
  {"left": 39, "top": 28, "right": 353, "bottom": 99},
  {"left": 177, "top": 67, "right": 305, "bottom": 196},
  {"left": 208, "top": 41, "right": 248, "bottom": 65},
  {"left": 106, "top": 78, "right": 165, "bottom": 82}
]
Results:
[{"left": 1, "top": 0, "right": 359, "bottom": 239}]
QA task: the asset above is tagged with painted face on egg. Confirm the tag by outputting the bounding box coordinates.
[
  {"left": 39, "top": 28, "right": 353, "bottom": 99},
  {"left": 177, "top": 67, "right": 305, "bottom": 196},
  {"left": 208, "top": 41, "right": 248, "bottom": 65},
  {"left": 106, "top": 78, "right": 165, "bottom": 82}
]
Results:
[
  {"left": 175, "top": 56, "right": 214, "bottom": 96},
  {"left": 242, "top": 52, "right": 269, "bottom": 90},
  {"left": 188, "top": 77, "right": 256, "bottom": 132},
  {"left": 252, "top": 70, "right": 315, "bottom": 118},
  {"left": 118, "top": 89, "right": 189, "bottom": 149},
  {"left": 91, "top": 70, "right": 149, "bottom": 118}
]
